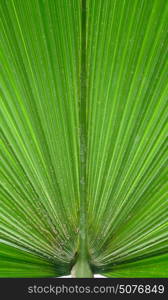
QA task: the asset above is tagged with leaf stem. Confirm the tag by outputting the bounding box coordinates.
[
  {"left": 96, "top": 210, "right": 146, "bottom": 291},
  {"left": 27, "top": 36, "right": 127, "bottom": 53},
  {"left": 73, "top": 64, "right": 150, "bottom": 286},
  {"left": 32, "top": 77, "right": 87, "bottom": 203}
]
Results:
[{"left": 71, "top": 0, "right": 93, "bottom": 278}]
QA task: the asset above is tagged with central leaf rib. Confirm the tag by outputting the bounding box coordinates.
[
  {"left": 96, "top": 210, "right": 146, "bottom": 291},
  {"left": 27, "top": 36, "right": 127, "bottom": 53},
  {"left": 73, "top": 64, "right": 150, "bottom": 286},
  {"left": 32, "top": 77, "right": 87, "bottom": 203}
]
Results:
[{"left": 71, "top": 0, "right": 93, "bottom": 278}]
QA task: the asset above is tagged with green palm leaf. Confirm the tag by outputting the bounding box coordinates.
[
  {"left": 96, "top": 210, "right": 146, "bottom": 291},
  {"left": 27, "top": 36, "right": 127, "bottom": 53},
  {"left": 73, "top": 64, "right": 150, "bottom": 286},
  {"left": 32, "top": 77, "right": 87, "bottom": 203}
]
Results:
[{"left": 0, "top": 0, "right": 167, "bottom": 277}]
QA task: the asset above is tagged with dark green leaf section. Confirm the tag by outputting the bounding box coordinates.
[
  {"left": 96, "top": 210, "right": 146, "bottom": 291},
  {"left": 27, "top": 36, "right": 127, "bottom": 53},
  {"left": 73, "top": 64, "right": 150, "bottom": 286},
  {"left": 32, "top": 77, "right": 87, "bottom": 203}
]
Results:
[
  {"left": 101, "top": 253, "right": 168, "bottom": 278},
  {"left": 0, "top": 243, "right": 69, "bottom": 277}
]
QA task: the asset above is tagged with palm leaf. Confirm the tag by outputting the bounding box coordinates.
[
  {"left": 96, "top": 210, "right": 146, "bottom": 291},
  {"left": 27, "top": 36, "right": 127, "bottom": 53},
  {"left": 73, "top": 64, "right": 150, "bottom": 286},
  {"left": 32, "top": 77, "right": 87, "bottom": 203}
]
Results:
[{"left": 0, "top": 0, "right": 167, "bottom": 277}]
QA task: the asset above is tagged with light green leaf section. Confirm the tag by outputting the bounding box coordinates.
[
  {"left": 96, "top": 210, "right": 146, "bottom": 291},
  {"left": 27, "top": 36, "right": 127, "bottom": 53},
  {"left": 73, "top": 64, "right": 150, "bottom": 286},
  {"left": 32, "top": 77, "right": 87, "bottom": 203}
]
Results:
[
  {"left": 0, "top": 0, "right": 167, "bottom": 277},
  {"left": 0, "top": 0, "right": 80, "bottom": 277},
  {"left": 86, "top": 0, "right": 168, "bottom": 277}
]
